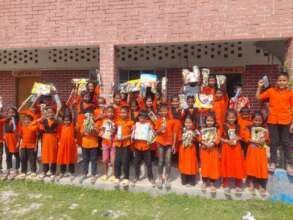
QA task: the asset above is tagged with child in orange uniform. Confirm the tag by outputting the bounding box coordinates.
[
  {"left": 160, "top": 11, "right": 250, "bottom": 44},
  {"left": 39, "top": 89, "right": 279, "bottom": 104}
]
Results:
[
  {"left": 238, "top": 107, "right": 252, "bottom": 157},
  {"left": 99, "top": 106, "right": 116, "bottom": 181},
  {"left": 256, "top": 72, "right": 293, "bottom": 174},
  {"left": 79, "top": 111, "right": 99, "bottom": 184},
  {"left": 113, "top": 106, "right": 134, "bottom": 186},
  {"left": 182, "top": 96, "right": 197, "bottom": 126},
  {"left": 132, "top": 111, "right": 155, "bottom": 186},
  {"left": 4, "top": 107, "right": 20, "bottom": 178},
  {"left": 168, "top": 96, "right": 182, "bottom": 152},
  {"left": 243, "top": 112, "right": 269, "bottom": 195},
  {"left": 57, "top": 113, "right": 77, "bottom": 181},
  {"left": 39, "top": 107, "right": 59, "bottom": 181},
  {"left": 178, "top": 116, "right": 198, "bottom": 186},
  {"left": 18, "top": 114, "right": 38, "bottom": 179},
  {"left": 129, "top": 100, "right": 139, "bottom": 121},
  {"left": 154, "top": 104, "right": 176, "bottom": 189},
  {"left": 199, "top": 112, "right": 222, "bottom": 192},
  {"left": 221, "top": 109, "right": 246, "bottom": 193}
]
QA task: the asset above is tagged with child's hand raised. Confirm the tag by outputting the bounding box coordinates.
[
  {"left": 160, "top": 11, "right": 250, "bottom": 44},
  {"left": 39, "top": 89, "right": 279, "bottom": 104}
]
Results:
[{"left": 257, "top": 79, "right": 265, "bottom": 88}]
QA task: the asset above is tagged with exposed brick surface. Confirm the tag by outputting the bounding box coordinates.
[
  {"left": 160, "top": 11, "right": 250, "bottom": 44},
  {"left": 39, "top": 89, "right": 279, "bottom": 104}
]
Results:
[{"left": 0, "top": 0, "right": 292, "bottom": 49}]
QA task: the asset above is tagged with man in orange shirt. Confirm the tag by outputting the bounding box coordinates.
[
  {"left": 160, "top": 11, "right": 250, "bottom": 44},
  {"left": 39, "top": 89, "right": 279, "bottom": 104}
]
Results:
[
  {"left": 256, "top": 72, "right": 293, "bottom": 175},
  {"left": 113, "top": 106, "right": 134, "bottom": 187}
]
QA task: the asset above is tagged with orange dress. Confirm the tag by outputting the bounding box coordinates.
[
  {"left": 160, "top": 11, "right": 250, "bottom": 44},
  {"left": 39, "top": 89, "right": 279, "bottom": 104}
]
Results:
[
  {"left": 57, "top": 123, "right": 77, "bottom": 165},
  {"left": 4, "top": 119, "right": 19, "bottom": 153},
  {"left": 0, "top": 118, "right": 6, "bottom": 145},
  {"left": 221, "top": 124, "right": 246, "bottom": 179},
  {"left": 40, "top": 119, "right": 59, "bottom": 164},
  {"left": 178, "top": 140, "right": 198, "bottom": 175},
  {"left": 243, "top": 127, "right": 269, "bottom": 179},
  {"left": 200, "top": 127, "right": 222, "bottom": 180}
]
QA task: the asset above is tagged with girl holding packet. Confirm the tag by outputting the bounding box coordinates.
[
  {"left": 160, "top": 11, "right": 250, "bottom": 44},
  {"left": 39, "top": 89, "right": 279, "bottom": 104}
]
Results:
[
  {"left": 243, "top": 111, "right": 269, "bottom": 195},
  {"left": 178, "top": 116, "right": 198, "bottom": 186},
  {"left": 221, "top": 109, "right": 246, "bottom": 193},
  {"left": 199, "top": 112, "right": 222, "bottom": 192},
  {"left": 99, "top": 106, "right": 116, "bottom": 181}
]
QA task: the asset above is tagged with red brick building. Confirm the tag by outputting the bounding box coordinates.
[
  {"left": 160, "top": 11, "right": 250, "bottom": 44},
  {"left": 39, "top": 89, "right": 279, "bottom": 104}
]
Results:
[{"left": 0, "top": 0, "right": 292, "bottom": 109}]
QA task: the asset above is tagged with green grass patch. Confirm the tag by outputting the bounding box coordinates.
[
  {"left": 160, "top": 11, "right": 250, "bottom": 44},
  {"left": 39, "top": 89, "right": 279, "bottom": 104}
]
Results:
[{"left": 0, "top": 180, "right": 292, "bottom": 220}]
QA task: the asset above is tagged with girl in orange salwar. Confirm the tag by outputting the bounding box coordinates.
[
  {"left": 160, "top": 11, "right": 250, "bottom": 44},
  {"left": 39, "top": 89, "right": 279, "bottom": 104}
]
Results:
[
  {"left": 178, "top": 116, "right": 198, "bottom": 186},
  {"left": 199, "top": 112, "right": 222, "bottom": 192},
  {"left": 221, "top": 109, "right": 246, "bottom": 192},
  {"left": 57, "top": 113, "right": 77, "bottom": 180}
]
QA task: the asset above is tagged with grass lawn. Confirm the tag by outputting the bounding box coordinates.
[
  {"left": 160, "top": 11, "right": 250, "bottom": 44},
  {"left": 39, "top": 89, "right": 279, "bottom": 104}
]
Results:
[{"left": 0, "top": 180, "right": 292, "bottom": 220}]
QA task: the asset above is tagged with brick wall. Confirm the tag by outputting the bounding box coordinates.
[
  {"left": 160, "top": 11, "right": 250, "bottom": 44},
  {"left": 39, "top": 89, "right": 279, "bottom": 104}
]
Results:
[
  {"left": 0, "top": 72, "right": 16, "bottom": 107},
  {"left": 243, "top": 65, "right": 280, "bottom": 110},
  {"left": 0, "top": 0, "right": 292, "bottom": 49}
]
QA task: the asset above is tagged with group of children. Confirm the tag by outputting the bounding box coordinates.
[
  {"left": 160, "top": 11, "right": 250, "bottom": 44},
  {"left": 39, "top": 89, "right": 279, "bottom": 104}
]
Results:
[{"left": 0, "top": 71, "right": 292, "bottom": 195}]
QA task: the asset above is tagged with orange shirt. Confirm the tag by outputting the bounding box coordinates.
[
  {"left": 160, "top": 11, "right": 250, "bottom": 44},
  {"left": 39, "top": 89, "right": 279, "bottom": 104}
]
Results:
[
  {"left": 259, "top": 87, "right": 293, "bottom": 125},
  {"left": 19, "top": 124, "right": 38, "bottom": 148},
  {"left": 238, "top": 115, "right": 252, "bottom": 139},
  {"left": 154, "top": 117, "right": 174, "bottom": 146},
  {"left": 80, "top": 122, "right": 99, "bottom": 148},
  {"left": 114, "top": 118, "right": 134, "bottom": 147},
  {"left": 133, "top": 140, "right": 149, "bottom": 151},
  {"left": 94, "top": 107, "right": 104, "bottom": 121}
]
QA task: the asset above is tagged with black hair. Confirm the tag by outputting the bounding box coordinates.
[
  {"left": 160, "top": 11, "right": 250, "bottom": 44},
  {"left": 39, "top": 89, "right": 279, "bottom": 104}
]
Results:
[
  {"left": 240, "top": 107, "right": 250, "bottom": 114},
  {"left": 171, "top": 95, "right": 179, "bottom": 101},
  {"left": 252, "top": 111, "right": 264, "bottom": 123},
  {"left": 187, "top": 95, "right": 195, "bottom": 100},
  {"left": 23, "top": 114, "right": 33, "bottom": 121},
  {"left": 138, "top": 110, "right": 148, "bottom": 118},
  {"left": 277, "top": 71, "right": 289, "bottom": 79},
  {"left": 208, "top": 74, "right": 216, "bottom": 79},
  {"left": 202, "top": 111, "right": 217, "bottom": 128}
]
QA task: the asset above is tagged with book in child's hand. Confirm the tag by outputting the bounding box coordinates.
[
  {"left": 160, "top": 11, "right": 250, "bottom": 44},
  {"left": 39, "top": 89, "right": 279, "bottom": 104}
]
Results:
[
  {"left": 133, "top": 122, "right": 152, "bottom": 142},
  {"left": 182, "top": 130, "right": 196, "bottom": 148},
  {"left": 261, "top": 75, "right": 269, "bottom": 89},
  {"left": 251, "top": 127, "right": 267, "bottom": 147},
  {"left": 201, "top": 127, "right": 217, "bottom": 147},
  {"left": 102, "top": 120, "right": 115, "bottom": 140},
  {"left": 228, "top": 129, "right": 237, "bottom": 140}
]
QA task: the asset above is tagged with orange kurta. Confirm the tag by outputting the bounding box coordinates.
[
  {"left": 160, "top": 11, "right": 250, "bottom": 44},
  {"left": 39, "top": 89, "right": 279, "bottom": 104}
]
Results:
[
  {"left": 57, "top": 123, "right": 77, "bottom": 164},
  {"left": 0, "top": 118, "right": 6, "bottom": 144},
  {"left": 243, "top": 127, "right": 269, "bottom": 179},
  {"left": 168, "top": 108, "right": 182, "bottom": 151},
  {"left": 221, "top": 124, "right": 246, "bottom": 179},
  {"left": 40, "top": 119, "right": 59, "bottom": 164},
  {"left": 4, "top": 119, "right": 19, "bottom": 153},
  {"left": 200, "top": 128, "right": 222, "bottom": 180},
  {"left": 178, "top": 142, "right": 198, "bottom": 175},
  {"left": 80, "top": 122, "right": 99, "bottom": 149}
]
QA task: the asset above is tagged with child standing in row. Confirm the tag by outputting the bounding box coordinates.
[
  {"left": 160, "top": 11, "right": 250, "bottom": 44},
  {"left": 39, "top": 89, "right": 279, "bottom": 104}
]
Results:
[
  {"left": 244, "top": 112, "right": 269, "bottom": 195},
  {"left": 154, "top": 104, "right": 176, "bottom": 189},
  {"left": 132, "top": 111, "right": 155, "bottom": 186},
  {"left": 200, "top": 112, "right": 221, "bottom": 192},
  {"left": 113, "top": 107, "right": 134, "bottom": 186},
  {"left": 178, "top": 116, "right": 198, "bottom": 186},
  {"left": 221, "top": 109, "right": 246, "bottom": 193}
]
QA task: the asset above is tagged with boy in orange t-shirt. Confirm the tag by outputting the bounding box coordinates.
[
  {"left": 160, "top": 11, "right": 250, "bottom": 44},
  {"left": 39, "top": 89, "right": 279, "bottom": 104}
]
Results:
[
  {"left": 154, "top": 104, "right": 176, "bottom": 189},
  {"left": 132, "top": 111, "right": 155, "bottom": 186},
  {"left": 113, "top": 106, "right": 134, "bottom": 186},
  {"left": 18, "top": 114, "right": 38, "bottom": 178},
  {"left": 256, "top": 72, "right": 293, "bottom": 175},
  {"left": 79, "top": 111, "right": 100, "bottom": 184}
]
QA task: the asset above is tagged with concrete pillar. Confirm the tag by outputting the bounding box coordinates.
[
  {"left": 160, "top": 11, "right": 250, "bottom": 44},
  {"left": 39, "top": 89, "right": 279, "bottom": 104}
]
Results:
[{"left": 99, "top": 43, "right": 118, "bottom": 102}]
